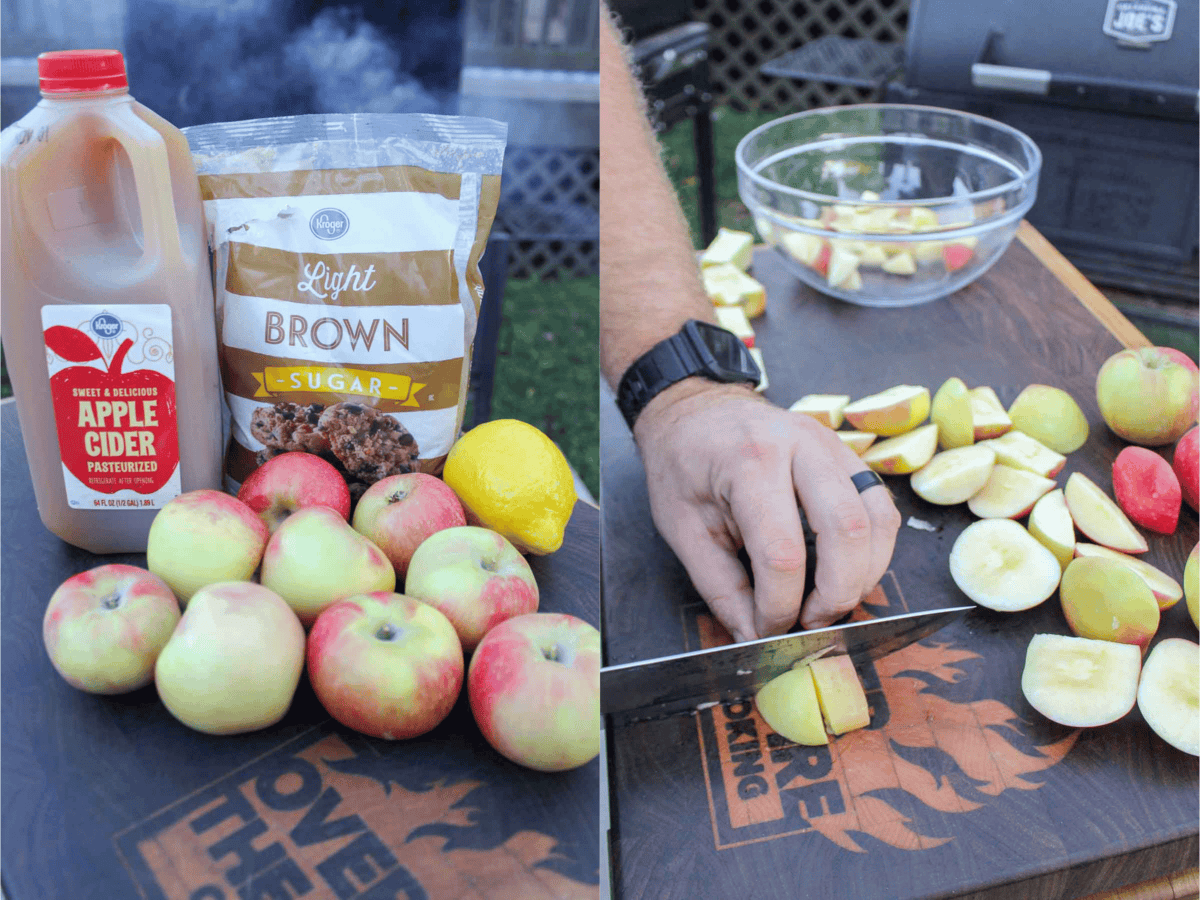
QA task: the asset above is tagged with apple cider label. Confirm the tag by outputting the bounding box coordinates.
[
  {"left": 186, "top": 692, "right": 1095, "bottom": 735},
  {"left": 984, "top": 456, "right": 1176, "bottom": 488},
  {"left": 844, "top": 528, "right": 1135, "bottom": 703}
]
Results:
[{"left": 41, "top": 304, "right": 182, "bottom": 509}]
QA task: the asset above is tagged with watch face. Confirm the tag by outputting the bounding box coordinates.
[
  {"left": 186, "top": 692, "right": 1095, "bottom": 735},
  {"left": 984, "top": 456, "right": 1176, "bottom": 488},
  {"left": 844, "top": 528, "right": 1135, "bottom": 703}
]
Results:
[{"left": 689, "top": 320, "right": 754, "bottom": 378}]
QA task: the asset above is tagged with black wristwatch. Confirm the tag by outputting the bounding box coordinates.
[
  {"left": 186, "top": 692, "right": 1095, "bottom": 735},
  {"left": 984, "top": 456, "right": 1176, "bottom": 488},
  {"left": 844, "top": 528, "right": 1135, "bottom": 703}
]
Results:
[{"left": 616, "top": 319, "right": 761, "bottom": 430}]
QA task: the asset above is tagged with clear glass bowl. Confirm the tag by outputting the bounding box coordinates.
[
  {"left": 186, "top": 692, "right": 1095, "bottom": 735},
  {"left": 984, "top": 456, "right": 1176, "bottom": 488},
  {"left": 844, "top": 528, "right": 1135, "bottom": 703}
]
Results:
[{"left": 736, "top": 104, "right": 1042, "bottom": 307}]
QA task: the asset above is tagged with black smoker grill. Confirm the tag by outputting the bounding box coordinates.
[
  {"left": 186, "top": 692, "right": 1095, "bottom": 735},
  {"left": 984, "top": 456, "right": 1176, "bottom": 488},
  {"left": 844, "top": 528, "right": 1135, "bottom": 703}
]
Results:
[{"left": 763, "top": 0, "right": 1200, "bottom": 302}]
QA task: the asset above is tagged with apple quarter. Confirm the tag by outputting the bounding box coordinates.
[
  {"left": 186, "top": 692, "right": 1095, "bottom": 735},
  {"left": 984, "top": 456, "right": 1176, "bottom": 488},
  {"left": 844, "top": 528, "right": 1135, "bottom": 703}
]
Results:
[
  {"left": 1137, "top": 638, "right": 1199, "bottom": 757},
  {"left": 1021, "top": 633, "right": 1140, "bottom": 728},
  {"left": 949, "top": 519, "right": 1061, "bottom": 612}
]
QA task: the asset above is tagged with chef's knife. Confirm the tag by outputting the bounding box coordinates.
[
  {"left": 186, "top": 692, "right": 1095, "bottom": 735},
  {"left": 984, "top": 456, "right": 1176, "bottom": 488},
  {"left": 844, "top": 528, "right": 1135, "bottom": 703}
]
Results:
[{"left": 602, "top": 605, "right": 973, "bottom": 727}]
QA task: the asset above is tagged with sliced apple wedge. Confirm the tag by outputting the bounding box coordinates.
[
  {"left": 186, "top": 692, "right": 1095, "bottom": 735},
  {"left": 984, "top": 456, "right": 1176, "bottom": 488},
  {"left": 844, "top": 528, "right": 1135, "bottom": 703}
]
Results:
[
  {"left": 755, "top": 665, "right": 828, "bottom": 746},
  {"left": 1021, "top": 633, "right": 1141, "bottom": 728},
  {"left": 949, "top": 518, "right": 1062, "bottom": 612},
  {"left": 862, "top": 423, "right": 938, "bottom": 475},
  {"left": 931, "top": 376, "right": 974, "bottom": 449},
  {"left": 966, "top": 464, "right": 1056, "bottom": 519},
  {"left": 1137, "top": 638, "right": 1199, "bottom": 756},
  {"left": 835, "top": 430, "right": 877, "bottom": 455},
  {"left": 1007, "top": 384, "right": 1089, "bottom": 454},
  {"left": 984, "top": 430, "right": 1066, "bottom": 478},
  {"left": 1060, "top": 557, "right": 1159, "bottom": 649},
  {"left": 1073, "top": 543, "right": 1183, "bottom": 610},
  {"left": 969, "top": 386, "right": 1013, "bottom": 440},
  {"left": 789, "top": 394, "right": 850, "bottom": 429},
  {"left": 911, "top": 444, "right": 996, "bottom": 505},
  {"left": 714, "top": 304, "right": 755, "bottom": 348},
  {"left": 843, "top": 384, "right": 931, "bottom": 437},
  {"left": 1063, "top": 472, "right": 1149, "bottom": 554},
  {"left": 1028, "top": 489, "right": 1075, "bottom": 571},
  {"left": 827, "top": 246, "right": 861, "bottom": 289},
  {"left": 780, "top": 231, "right": 830, "bottom": 276},
  {"left": 882, "top": 251, "right": 916, "bottom": 275},
  {"left": 809, "top": 655, "right": 870, "bottom": 736}
]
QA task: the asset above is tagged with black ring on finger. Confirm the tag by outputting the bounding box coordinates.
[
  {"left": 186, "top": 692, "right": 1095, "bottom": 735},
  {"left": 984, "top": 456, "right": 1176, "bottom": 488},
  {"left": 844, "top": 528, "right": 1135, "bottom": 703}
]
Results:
[{"left": 851, "top": 470, "right": 885, "bottom": 494}]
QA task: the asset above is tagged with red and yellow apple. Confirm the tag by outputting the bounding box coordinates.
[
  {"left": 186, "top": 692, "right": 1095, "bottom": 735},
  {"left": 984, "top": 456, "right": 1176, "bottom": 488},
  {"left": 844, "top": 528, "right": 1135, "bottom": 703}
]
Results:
[
  {"left": 1063, "top": 472, "right": 1148, "bottom": 554},
  {"left": 1173, "top": 426, "right": 1198, "bottom": 512},
  {"left": 1096, "top": 346, "right": 1199, "bottom": 446},
  {"left": 468, "top": 612, "right": 601, "bottom": 771},
  {"left": 1073, "top": 543, "right": 1182, "bottom": 610},
  {"left": 843, "top": 385, "right": 930, "bottom": 436},
  {"left": 146, "top": 489, "right": 269, "bottom": 603},
  {"left": 154, "top": 582, "right": 306, "bottom": 734},
  {"left": 862, "top": 422, "right": 938, "bottom": 474},
  {"left": 1006, "top": 384, "right": 1088, "bottom": 453},
  {"left": 43, "top": 564, "right": 180, "bottom": 694},
  {"left": 307, "top": 591, "right": 464, "bottom": 740},
  {"left": 260, "top": 505, "right": 395, "bottom": 627},
  {"left": 931, "top": 377, "right": 974, "bottom": 449},
  {"left": 352, "top": 473, "right": 467, "bottom": 579},
  {"left": 403, "top": 526, "right": 539, "bottom": 652},
  {"left": 1112, "top": 446, "right": 1181, "bottom": 535},
  {"left": 236, "top": 451, "right": 351, "bottom": 533},
  {"left": 1059, "top": 557, "right": 1159, "bottom": 650}
]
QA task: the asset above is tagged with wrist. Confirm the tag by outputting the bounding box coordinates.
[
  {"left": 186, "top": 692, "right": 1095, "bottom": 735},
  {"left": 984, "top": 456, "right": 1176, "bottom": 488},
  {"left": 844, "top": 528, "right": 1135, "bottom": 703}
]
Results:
[{"left": 632, "top": 377, "right": 762, "bottom": 446}]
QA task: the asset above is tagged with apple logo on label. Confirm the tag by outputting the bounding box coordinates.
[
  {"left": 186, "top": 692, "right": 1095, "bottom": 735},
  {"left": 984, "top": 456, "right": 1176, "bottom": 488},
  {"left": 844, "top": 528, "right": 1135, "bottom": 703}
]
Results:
[{"left": 310, "top": 208, "right": 350, "bottom": 241}]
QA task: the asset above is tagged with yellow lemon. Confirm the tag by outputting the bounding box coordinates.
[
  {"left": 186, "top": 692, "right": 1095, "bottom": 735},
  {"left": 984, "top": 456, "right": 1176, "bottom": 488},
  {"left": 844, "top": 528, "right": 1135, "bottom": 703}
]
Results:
[{"left": 443, "top": 419, "right": 576, "bottom": 555}]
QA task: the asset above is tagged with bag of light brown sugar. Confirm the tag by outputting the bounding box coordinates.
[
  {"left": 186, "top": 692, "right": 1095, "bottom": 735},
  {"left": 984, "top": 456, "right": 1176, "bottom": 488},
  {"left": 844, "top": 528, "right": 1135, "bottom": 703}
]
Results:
[{"left": 183, "top": 113, "right": 506, "bottom": 499}]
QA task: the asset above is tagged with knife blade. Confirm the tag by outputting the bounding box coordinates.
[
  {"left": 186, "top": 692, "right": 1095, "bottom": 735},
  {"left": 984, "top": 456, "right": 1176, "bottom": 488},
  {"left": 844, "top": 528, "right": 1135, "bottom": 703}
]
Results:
[{"left": 601, "top": 605, "right": 973, "bottom": 727}]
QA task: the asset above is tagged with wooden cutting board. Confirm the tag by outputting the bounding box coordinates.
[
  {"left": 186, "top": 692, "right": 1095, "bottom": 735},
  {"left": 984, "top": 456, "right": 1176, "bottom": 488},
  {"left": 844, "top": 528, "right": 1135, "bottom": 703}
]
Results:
[
  {"left": 0, "top": 400, "right": 601, "bottom": 900},
  {"left": 601, "top": 223, "right": 1199, "bottom": 900}
]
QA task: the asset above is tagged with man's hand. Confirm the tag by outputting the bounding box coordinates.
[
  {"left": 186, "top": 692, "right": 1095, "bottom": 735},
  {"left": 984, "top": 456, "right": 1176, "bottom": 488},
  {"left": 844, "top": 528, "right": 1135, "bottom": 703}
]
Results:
[{"left": 633, "top": 379, "right": 902, "bottom": 642}]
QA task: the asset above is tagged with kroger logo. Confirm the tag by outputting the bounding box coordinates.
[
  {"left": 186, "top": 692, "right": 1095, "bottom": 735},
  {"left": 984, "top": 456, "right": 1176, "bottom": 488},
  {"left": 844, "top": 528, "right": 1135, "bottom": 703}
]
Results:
[
  {"left": 89, "top": 313, "right": 122, "bottom": 339},
  {"left": 310, "top": 208, "right": 350, "bottom": 241}
]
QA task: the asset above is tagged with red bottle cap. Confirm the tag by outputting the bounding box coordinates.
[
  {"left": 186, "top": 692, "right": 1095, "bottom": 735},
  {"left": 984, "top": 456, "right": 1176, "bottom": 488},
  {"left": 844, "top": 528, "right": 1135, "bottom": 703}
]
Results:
[{"left": 38, "top": 50, "right": 129, "bottom": 93}]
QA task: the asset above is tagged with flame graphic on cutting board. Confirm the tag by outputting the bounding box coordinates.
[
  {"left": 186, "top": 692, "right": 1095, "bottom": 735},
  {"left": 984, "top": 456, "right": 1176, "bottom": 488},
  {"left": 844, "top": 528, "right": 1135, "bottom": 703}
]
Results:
[{"left": 697, "top": 582, "right": 1078, "bottom": 853}]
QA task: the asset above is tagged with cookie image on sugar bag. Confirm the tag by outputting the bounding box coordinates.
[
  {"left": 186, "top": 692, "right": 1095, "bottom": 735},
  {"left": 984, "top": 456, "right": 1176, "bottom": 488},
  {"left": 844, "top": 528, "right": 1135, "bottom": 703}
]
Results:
[
  {"left": 318, "top": 401, "right": 420, "bottom": 482},
  {"left": 250, "top": 402, "right": 331, "bottom": 454}
]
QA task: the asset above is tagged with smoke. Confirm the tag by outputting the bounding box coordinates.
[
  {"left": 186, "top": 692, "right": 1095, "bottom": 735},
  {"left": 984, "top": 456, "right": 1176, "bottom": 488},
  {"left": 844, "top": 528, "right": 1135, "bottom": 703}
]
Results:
[{"left": 124, "top": 1, "right": 461, "bottom": 128}]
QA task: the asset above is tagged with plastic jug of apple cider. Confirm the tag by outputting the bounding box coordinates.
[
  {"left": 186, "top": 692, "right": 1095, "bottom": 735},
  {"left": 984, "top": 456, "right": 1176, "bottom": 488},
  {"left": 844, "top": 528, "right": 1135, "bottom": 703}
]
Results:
[{"left": 1, "top": 50, "right": 224, "bottom": 553}]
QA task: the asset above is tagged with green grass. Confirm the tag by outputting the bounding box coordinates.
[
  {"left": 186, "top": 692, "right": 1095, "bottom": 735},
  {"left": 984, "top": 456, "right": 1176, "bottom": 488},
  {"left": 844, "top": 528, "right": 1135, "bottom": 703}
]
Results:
[
  {"left": 483, "top": 274, "right": 600, "bottom": 501},
  {"left": 659, "top": 107, "right": 779, "bottom": 248}
]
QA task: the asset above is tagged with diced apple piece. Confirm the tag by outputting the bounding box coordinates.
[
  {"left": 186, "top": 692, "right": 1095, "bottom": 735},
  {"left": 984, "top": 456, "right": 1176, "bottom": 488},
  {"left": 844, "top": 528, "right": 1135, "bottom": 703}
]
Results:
[
  {"left": 1185, "top": 544, "right": 1197, "bottom": 628},
  {"left": 843, "top": 384, "right": 931, "bottom": 437},
  {"left": 966, "top": 464, "right": 1055, "bottom": 519},
  {"left": 780, "top": 231, "right": 831, "bottom": 277},
  {"left": 942, "top": 242, "right": 975, "bottom": 272},
  {"left": 862, "top": 423, "right": 938, "bottom": 475},
  {"left": 1060, "top": 557, "right": 1159, "bottom": 649},
  {"left": 836, "top": 430, "right": 878, "bottom": 455},
  {"left": 1064, "top": 472, "right": 1149, "bottom": 555},
  {"left": 1137, "top": 638, "right": 1199, "bottom": 756},
  {"left": 908, "top": 208, "right": 939, "bottom": 231},
  {"left": 859, "top": 243, "right": 889, "bottom": 267},
  {"left": 701, "top": 226, "right": 755, "bottom": 271},
  {"left": 789, "top": 394, "right": 850, "bottom": 429},
  {"left": 881, "top": 251, "right": 916, "bottom": 275},
  {"left": 1021, "top": 633, "right": 1141, "bottom": 728},
  {"left": 827, "top": 246, "right": 861, "bottom": 289},
  {"left": 1007, "top": 384, "right": 1089, "bottom": 454},
  {"left": 968, "top": 387, "right": 1013, "bottom": 440},
  {"left": 931, "top": 377, "right": 974, "bottom": 449},
  {"left": 911, "top": 444, "right": 996, "bottom": 505},
  {"left": 914, "top": 240, "right": 944, "bottom": 263},
  {"left": 808, "top": 655, "right": 871, "bottom": 736},
  {"left": 1073, "top": 543, "right": 1182, "bottom": 610},
  {"left": 702, "top": 264, "right": 767, "bottom": 318},
  {"left": 984, "top": 430, "right": 1066, "bottom": 478},
  {"left": 949, "top": 518, "right": 1061, "bottom": 612},
  {"left": 714, "top": 305, "right": 755, "bottom": 348},
  {"left": 749, "top": 347, "right": 767, "bottom": 392},
  {"left": 755, "top": 665, "right": 828, "bottom": 746},
  {"left": 1028, "top": 489, "right": 1075, "bottom": 571},
  {"left": 1112, "top": 446, "right": 1182, "bottom": 535}
]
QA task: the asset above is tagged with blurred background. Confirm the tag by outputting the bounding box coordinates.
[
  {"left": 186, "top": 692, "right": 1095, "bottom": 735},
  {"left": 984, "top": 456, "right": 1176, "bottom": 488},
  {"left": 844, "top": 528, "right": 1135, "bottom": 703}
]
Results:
[
  {"left": 609, "top": 0, "right": 1197, "bottom": 362},
  {"left": 1, "top": 0, "right": 601, "bottom": 500}
]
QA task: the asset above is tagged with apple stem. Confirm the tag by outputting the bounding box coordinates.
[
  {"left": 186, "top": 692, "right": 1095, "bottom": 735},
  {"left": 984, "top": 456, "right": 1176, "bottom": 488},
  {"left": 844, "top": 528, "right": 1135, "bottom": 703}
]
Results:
[
  {"left": 375, "top": 623, "right": 399, "bottom": 642},
  {"left": 102, "top": 591, "right": 122, "bottom": 610},
  {"left": 387, "top": 490, "right": 408, "bottom": 504},
  {"left": 480, "top": 558, "right": 498, "bottom": 573},
  {"left": 542, "top": 642, "right": 573, "bottom": 666},
  {"left": 107, "top": 338, "right": 134, "bottom": 376}
]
